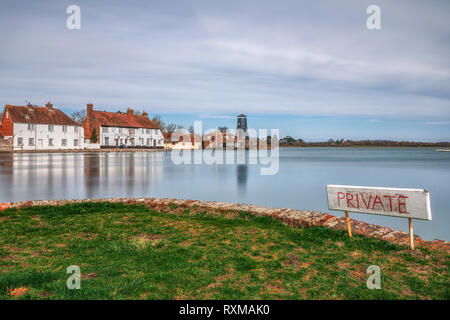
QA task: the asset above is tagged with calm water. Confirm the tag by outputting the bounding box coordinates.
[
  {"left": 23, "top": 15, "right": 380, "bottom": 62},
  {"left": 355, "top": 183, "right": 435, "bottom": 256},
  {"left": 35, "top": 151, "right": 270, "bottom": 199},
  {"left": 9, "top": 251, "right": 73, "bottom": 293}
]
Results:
[{"left": 0, "top": 148, "right": 449, "bottom": 241}]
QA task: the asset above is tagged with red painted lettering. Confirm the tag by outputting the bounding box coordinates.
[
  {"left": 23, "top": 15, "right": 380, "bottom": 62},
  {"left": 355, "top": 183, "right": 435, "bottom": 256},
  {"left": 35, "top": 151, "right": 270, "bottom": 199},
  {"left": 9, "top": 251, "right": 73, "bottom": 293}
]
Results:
[
  {"left": 361, "top": 194, "right": 372, "bottom": 209},
  {"left": 383, "top": 195, "right": 396, "bottom": 211},
  {"left": 372, "top": 195, "right": 384, "bottom": 210},
  {"left": 398, "top": 195, "right": 409, "bottom": 214},
  {"left": 346, "top": 193, "right": 355, "bottom": 208},
  {"left": 337, "top": 192, "right": 345, "bottom": 206}
]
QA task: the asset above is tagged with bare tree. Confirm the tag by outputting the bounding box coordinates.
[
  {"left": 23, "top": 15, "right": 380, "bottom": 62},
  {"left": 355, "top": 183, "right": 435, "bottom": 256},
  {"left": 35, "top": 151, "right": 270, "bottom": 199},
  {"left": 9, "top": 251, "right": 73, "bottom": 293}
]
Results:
[
  {"left": 70, "top": 110, "right": 87, "bottom": 124},
  {"left": 151, "top": 115, "right": 165, "bottom": 130},
  {"left": 164, "top": 123, "right": 177, "bottom": 134}
]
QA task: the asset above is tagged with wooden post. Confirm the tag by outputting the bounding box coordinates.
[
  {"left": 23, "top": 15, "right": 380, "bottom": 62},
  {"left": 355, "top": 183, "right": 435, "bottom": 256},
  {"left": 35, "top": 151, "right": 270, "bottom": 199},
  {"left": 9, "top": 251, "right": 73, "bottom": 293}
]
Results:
[
  {"left": 409, "top": 218, "right": 414, "bottom": 250},
  {"left": 345, "top": 211, "right": 352, "bottom": 238}
]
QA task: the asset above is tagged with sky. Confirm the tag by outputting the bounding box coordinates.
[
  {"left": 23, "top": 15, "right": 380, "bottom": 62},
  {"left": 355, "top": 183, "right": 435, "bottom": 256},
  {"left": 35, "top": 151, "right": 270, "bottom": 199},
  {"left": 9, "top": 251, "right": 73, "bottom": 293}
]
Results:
[{"left": 0, "top": 0, "right": 449, "bottom": 141}]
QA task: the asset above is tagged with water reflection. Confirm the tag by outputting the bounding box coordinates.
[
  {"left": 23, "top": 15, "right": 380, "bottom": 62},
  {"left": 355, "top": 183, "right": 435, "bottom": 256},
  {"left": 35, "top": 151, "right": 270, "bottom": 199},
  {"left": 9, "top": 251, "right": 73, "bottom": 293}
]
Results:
[
  {"left": 236, "top": 165, "right": 248, "bottom": 194},
  {"left": 0, "top": 149, "right": 449, "bottom": 241},
  {"left": 84, "top": 153, "right": 100, "bottom": 199}
]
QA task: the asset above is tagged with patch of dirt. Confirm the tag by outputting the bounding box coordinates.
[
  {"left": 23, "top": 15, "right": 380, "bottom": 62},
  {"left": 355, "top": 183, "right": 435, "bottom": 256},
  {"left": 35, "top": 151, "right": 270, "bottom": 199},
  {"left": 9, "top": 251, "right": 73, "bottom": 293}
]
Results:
[
  {"left": 77, "top": 233, "right": 98, "bottom": 240},
  {"left": 180, "top": 240, "right": 193, "bottom": 247},
  {"left": 349, "top": 268, "right": 366, "bottom": 282},
  {"left": 39, "top": 292, "right": 53, "bottom": 298},
  {"left": 206, "top": 271, "right": 235, "bottom": 289},
  {"left": 9, "top": 287, "right": 29, "bottom": 297},
  {"left": 133, "top": 233, "right": 164, "bottom": 241},
  {"left": 302, "top": 269, "right": 317, "bottom": 281},
  {"left": 1, "top": 255, "right": 17, "bottom": 261},
  {"left": 282, "top": 253, "right": 310, "bottom": 271},
  {"left": 263, "top": 279, "right": 288, "bottom": 296},
  {"left": 350, "top": 250, "right": 362, "bottom": 259},
  {"left": 30, "top": 222, "right": 48, "bottom": 228},
  {"left": 82, "top": 272, "right": 98, "bottom": 279},
  {"left": 407, "top": 264, "right": 434, "bottom": 281}
]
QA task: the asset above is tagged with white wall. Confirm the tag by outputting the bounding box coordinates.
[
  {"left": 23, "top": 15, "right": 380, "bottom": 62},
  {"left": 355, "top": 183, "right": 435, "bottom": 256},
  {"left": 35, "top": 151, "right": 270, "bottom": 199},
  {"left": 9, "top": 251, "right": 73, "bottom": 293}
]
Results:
[
  {"left": 99, "top": 126, "right": 164, "bottom": 148},
  {"left": 166, "top": 141, "right": 202, "bottom": 150},
  {"left": 13, "top": 123, "right": 85, "bottom": 151}
]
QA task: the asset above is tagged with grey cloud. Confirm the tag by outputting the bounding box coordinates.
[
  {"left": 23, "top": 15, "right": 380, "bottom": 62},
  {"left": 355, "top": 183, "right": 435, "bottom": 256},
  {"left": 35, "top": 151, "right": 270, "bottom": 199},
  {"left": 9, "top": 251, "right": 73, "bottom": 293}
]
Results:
[{"left": 0, "top": 0, "right": 448, "bottom": 119}]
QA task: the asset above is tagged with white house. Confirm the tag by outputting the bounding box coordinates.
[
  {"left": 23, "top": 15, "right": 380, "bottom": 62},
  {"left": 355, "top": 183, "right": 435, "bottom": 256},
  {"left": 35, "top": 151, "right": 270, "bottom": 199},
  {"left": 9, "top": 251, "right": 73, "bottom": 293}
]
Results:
[
  {"left": 83, "top": 104, "right": 164, "bottom": 148},
  {"left": 164, "top": 132, "right": 202, "bottom": 150},
  {"left": 0, "top": 102, "right": 84, "bottom": 151}
]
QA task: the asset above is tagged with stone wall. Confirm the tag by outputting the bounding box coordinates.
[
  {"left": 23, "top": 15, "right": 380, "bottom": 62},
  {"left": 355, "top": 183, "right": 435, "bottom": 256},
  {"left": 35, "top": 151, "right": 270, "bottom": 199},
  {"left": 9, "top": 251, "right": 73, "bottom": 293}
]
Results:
[{"left": 2, "top": 197, "right": 449, "bottom": 252}]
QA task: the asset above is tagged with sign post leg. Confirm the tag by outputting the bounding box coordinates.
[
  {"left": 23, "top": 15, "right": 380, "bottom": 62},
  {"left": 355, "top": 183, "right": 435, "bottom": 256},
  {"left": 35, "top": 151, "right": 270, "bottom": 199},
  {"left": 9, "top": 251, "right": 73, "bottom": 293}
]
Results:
[
  {"left": 345, "top": 211, "right": 352, "bottom": 238},
  {"left": 409, "top": 218, "right": 414, "bottom": 250}
]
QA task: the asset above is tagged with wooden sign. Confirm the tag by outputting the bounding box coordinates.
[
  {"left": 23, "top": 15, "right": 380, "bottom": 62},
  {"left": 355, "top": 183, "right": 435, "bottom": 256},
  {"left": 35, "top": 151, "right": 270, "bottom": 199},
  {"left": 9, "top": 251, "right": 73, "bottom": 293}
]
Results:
[
  {"left": 326, "top": 185, "right": 432, "bottom": 250},
  {"left": 326, "top": 185, "right": 431, "bottom": 220}
]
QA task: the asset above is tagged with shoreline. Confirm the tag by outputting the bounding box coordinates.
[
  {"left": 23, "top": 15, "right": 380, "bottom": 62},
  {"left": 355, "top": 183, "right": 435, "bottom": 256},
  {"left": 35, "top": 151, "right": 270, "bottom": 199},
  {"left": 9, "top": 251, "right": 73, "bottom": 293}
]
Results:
[
  {"left": 279, "top": 145, "right": 450, "bottom": 149},
  {"left": 1, "top": 146, "right": 449, "bottom": 154},
  {"left": 0, "top": 148, "right": 166, "bottom": 154},
  {"left": 2, "top": 197, "right": 448, "bottom": 252}
]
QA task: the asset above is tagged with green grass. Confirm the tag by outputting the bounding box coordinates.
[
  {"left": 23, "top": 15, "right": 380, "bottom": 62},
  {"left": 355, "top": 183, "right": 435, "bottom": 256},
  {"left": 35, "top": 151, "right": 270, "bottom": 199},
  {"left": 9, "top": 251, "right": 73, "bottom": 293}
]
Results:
[{"left": 0, "top": 202, "right": 448, "bottom": 300}]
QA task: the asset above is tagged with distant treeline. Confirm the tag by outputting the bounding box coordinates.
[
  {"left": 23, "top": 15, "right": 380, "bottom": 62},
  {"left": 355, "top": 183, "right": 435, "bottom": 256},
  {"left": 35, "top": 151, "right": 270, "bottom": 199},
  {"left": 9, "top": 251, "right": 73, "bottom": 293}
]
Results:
[{"left": 278, "top": 136, "right": 450, "bottom": 147}]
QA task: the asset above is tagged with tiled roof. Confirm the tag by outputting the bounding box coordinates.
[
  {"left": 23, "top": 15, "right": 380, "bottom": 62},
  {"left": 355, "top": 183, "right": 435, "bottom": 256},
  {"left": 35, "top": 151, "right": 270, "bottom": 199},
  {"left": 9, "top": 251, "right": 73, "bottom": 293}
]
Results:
[
  {"left": 83, "top": 105, "right": 161, "bottom": 140},
  {"left": 4, "top": 104, "right": 79, "bottom": 126},
  {"left": 92, "top": 110, "right": 159, "bottom": 129}
]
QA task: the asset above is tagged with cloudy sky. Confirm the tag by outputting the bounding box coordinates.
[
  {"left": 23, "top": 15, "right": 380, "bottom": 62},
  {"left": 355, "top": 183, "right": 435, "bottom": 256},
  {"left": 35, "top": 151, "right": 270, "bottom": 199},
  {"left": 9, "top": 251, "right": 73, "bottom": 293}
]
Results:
[{"left": 0, "top": 0, "right": 449, "bottom": 141}]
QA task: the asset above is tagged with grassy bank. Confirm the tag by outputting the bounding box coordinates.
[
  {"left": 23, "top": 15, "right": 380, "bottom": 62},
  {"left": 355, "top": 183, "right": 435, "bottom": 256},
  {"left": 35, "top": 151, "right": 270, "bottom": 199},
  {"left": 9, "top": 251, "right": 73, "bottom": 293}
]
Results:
[{"left": 0, "top": 202, "right": 448, "bottom": 300}]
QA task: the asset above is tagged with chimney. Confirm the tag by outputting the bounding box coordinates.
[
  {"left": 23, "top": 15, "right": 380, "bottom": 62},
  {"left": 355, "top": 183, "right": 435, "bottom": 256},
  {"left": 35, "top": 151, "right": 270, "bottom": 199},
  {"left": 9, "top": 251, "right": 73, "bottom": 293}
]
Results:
[
  {"left": 142, "top": 111, "right": 148, "bottom": 117},
  {"left": 87, "top": 103, "right": 93, "bottom": 116},
  {"left": 127, "top": 108, "right": 134, "bottom": 116},
  {"left": 45, "top": 101, "right": 53, "bottom": 109}
]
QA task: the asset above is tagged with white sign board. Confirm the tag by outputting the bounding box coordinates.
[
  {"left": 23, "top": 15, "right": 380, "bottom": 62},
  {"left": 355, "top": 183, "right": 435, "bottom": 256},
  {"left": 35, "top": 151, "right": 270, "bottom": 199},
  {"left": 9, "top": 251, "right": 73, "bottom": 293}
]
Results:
[{"left": 326, "top": 185, "right": 431, "bottom": 220}]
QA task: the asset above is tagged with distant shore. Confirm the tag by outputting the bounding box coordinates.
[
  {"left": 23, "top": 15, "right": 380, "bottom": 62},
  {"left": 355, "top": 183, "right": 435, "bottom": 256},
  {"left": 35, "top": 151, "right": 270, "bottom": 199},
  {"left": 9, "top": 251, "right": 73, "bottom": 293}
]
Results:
[{"left": 279, "top": 145, "right": 450, "bottom": 148}]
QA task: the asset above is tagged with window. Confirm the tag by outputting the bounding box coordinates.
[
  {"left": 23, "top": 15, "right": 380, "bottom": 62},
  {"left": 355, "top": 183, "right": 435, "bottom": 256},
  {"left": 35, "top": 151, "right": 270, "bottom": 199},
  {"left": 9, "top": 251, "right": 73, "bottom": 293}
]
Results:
[
  {"left": 29, "top": 138, "right": 34, "bottom": 146},
  {"left": 28, "top": 123, "right": 35, "bottom": 131},
  {"left": 62, "top": 125, "right": 67, "bottom": 133},
  {"left": 74, "top": 126, "right": 78, "bottom": 133},
  {"left": 17, "top": 138, "right": 23, "bottom": 146},
  {"left": 119, "top": 128, "right": 122, "bottom": 134},
  {"left": 103, "top": 127, "right": 108, "bottom": 133},
  {"left": 139, "top": 138, "right": 144, "bottom": 145},
  {"left": 48, "top": 125, "right": 54, "bottom": 132},
  {"left": 147, "top": 138, "right": 150, "bottom": 145},
  {"left": 74, "top": 139, "right": 79, "bottom": 147},
  {"left": 105, "top": 137, "right": 109, "bottom": 145},
  {"left": 62, "top": 139, "right": 67, "bottom": 147},
  {"left": 49, "top": 138, "right": 54, "bottom": 146}
]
